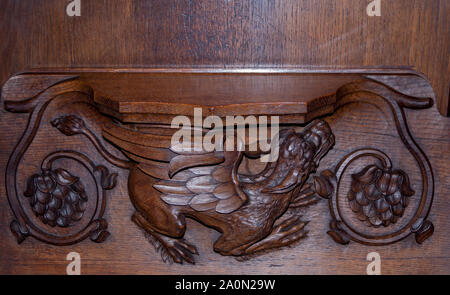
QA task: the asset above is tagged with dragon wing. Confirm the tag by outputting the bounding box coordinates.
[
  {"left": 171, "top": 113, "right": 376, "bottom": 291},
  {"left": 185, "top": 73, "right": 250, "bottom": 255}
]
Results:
[
  {"left": 102, "top": 123, "right": 247, "bottom": 214},
  {"left": 153, "top": 153, "right": 246, "bottom": 214}
]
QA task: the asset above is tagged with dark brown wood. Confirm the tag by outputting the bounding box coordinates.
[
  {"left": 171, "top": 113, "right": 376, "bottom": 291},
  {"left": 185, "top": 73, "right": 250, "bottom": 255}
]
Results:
[
  {"left": 0, "top": 0, "right": 448, "bottom": 115},
  {"left": 0, "top": 70, "right": 447, "bottom": 274},
  {"left": 0, "top": 0, "right": 448, "bottom": 274}
]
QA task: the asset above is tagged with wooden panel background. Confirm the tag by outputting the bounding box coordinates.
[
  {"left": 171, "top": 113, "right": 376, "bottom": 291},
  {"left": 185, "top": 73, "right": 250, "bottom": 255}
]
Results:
[
  {"left": 0, "top": 0, "right": 449, "bottom": 274},
  {"left": 0, "top": 0, "right": 448, "bottom": 114}
]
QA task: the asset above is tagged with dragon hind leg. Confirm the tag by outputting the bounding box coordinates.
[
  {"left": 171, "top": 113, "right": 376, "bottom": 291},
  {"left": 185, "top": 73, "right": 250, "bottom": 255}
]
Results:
[{"left": 132, "top": 211, "right": 198, "bottom": 264}]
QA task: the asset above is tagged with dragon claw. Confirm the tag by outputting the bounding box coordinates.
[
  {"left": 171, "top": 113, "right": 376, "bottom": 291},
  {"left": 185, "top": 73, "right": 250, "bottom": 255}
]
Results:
[
  {"left": 150, "top": 235, "right": 198, "bottom": 265},
  {"left": 168, "top": 239, "right": 198, "bottom": 264},
  {"left": 132, "top": 211, "right": 198, "bottom": 264}
]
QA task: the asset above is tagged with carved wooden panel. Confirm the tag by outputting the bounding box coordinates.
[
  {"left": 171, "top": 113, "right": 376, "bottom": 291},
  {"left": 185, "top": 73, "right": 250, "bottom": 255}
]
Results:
[{"left": 1, "top": 69, "right": 440, "bottom": 269}]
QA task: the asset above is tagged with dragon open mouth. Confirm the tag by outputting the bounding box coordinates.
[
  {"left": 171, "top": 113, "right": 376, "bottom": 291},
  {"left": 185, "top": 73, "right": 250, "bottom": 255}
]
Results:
[{"left": 313, "top": 132, "right": 335, "bottom": 166}]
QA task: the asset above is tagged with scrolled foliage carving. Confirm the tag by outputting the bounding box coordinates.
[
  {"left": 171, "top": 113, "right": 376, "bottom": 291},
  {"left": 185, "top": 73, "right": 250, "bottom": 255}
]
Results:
[{"left": 2, "top": 73, "right": 436, "bottom": 263}]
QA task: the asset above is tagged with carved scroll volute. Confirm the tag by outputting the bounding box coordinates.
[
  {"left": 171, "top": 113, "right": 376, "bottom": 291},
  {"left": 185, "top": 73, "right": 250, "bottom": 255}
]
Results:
[
  {"left": 3, "top": 76, "right": 118, "bottom": 245},
  {"left": 314, "top": 79, "right": 435, "bottom": 246}
]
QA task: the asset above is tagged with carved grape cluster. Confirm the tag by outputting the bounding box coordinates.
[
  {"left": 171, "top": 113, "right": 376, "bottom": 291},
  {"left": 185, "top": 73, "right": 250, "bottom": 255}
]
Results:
[
  {"left": 348, "top": 165, "right": 415, "bottom": 227},
  {"left": 24, "top": 168, "right": 88, "bottom": 227}
]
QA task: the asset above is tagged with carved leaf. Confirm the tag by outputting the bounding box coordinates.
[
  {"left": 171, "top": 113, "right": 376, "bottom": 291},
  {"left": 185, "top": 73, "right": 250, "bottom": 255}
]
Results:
[
  {"left": 54, "top": 168, "right": 79, "bottom": 186},
  {"left": 327, "top": 230, "right": 350, "bottom": 245},
  {"left": 35, "top": 173, "right": 56, "bottom": 193}
]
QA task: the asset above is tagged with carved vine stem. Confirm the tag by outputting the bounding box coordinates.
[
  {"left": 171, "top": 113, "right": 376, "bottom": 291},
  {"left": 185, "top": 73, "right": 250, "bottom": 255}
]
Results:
[
  {"left": 50, "top": 115, "right": 132, "bottom": 169},
  {"left": 314, "top": 80, "right": 435, "bottom": 245},
  {"left": 5, "top": 79, "right": 117, "bottom": 245}
]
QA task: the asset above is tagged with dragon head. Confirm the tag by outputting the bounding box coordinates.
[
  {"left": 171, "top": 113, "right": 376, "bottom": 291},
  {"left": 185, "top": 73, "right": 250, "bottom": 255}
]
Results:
[
  {"left": 301, "top": 119, "right": 335, "bottom": 169},
  {"left": 260, "top": 119, "right": 334, "bottom": 194}
]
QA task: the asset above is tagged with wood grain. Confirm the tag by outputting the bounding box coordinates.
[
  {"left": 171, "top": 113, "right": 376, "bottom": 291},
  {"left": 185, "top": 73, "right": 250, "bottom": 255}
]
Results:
[
  {"left": 0, "top": 1, "right": 449, "bottom": 275},
  {"left": 0, "top": 0, "right": 448, "bottom": 114},
  {"left": 1, "top": 99, "right": 449, "bottom": 274},
  {"left": 0, "top": 71, "right": 449, "bottom": 274}
]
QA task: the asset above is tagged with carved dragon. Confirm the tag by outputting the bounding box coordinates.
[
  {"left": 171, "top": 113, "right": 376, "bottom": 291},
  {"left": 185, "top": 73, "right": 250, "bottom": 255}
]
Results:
[{"left": 53, "top": 116, "right": 334, "bottom": 263}]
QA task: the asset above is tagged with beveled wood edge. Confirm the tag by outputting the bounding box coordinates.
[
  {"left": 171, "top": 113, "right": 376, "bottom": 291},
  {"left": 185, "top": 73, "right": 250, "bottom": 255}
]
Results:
[
  {"left": 3, "top": 65, "right": 426, "bottom": 75},
  {"left": 1, "top": 67, "right": 435, "bottom": 125}
]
